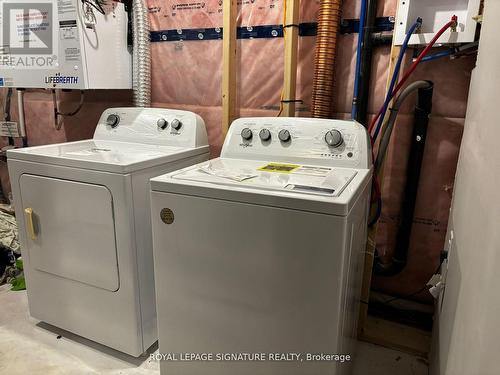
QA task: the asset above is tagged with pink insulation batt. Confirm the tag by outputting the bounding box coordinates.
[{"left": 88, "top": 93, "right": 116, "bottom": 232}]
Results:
[{"left": 0, "top": 0, "right": 475, "bottom": 302}]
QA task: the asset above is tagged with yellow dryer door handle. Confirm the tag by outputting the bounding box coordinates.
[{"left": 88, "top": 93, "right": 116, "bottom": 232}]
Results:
[{"left": 24, "top": 208, "right": 37, "bottom": 240}]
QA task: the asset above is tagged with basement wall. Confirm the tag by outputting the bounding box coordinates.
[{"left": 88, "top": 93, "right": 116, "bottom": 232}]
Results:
[
  {"left": 0, "top": 0, "right": 476, "bottom": 301},
  {"left": 430, "top": 1, "right": 500, "bottom": 373}
]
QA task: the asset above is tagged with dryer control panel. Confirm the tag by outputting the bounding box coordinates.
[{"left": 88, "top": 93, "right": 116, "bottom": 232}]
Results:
[
  {"left": 93, "top": 108, "right": 208, "bottom": 148},
  {"left": 222, "top": 117, "right": 372, "bottom": 169}
]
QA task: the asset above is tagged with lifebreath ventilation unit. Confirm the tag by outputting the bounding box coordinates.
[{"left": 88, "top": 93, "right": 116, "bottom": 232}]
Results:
[{"left": 0, "top": 0, "right": 131, "bottom": 89}]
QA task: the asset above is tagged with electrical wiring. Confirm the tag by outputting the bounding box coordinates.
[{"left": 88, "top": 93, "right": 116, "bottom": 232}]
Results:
[
  {"left": 52, "top": 90, "right": 85, "bottom": 130},
  {"left": 381, "top": 263, "right": 442, "bottom": 305},
  {"left": 368, "top": 15, "right": 458, "bottom": 137},
  {"left": 371, "top": 17, "right": 422, "bottom": 142},
  {"left": 277, "top": 105, "right": 284, "bottom": 117},
  {"left": 81, "top": 0, "right": 106, "bottom": 15}
]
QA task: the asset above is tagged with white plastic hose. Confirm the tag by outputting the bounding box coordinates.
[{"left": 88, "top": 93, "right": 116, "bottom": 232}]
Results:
[
  {"left": 17, "top": 90, "right": 26, "bottom": 138},
  {"left": 132, "top": 0, "right": 151, "bottom": 107}
]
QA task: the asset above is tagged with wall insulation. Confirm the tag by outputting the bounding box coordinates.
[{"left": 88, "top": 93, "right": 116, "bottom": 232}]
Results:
[{"left": 0, "top": 0, "right": 476, "bottom": 302}]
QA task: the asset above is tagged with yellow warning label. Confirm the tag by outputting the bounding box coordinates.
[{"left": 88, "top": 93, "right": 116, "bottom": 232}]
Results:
[{"left": 258, "top": 163, "right": 300, "bottom": 173}]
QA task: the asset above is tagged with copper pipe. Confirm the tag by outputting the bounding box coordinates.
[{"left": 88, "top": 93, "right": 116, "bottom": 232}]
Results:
[{"left": 311, "top": 0, "right": 342, "bottom": 118}]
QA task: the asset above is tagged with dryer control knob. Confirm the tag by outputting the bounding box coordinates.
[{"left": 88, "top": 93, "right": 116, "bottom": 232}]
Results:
[
  {"left": 106, "top": 114, "right": 120, "bottom": 128},
  {"left": 325, "top": 129, "right": 343, "bottom": 147},
  {"left": 241, "top": 128, "right": 253, "bottom": 140},
  {"left": 278, "top": 129, "right": 291, "bottom": 142},
  {"left": 259, "top": 129, "right": 271, "bottom": 142},
  {"left": 171, "top": 119, "right": 182, "bottom": 130},
  {"left": 157, "top": 118, "right": 168, "bottom": 130}
]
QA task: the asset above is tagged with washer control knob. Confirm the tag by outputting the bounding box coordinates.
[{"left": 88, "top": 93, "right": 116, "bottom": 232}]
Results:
[
  {"left": 241, "top": 128, "right": 253, "bottom": 140},
  {"left": 278, "top": 129, "right": 291, "bottom": 142},
  {"left": 259, "top": 128, "right": 271, "bottom": 141},
  {"left": 325, "top": 129, "right": 343, "bottom": 147},
  {"left": 171, "top": 119, "right": 182, "bottom": 130},
  {"left": 157, "top": 118, "right": 168, "bottom": 130},
  {"left": 106, "top": 114, "right": 120, "bottom": 128}
]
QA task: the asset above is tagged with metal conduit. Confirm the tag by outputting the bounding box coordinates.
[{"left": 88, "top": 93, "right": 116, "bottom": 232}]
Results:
[{"left": 311, "top": 0, "right": 342, "bottom": 118}]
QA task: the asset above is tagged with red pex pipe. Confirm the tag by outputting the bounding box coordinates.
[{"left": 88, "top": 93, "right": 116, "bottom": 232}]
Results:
[{"left": 368, "top": 16, "right": 458, "bottom": 135}]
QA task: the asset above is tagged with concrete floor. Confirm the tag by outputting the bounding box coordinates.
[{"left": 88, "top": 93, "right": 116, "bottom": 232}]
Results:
[{"left": 0, "top": 285, "right": 428, "bottom": 375}]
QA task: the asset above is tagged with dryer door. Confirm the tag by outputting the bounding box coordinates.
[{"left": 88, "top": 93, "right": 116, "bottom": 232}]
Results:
[{"left": 19, "top": 174, "right": 119, "bottom": 292}]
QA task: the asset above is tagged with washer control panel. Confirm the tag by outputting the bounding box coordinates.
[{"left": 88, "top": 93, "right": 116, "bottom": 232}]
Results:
[
  {"left": 93, "top": 108, "right": 208, "bottom": 148},
  {"left": 223, "top": 117, "right": 371, "bottom": 168}
]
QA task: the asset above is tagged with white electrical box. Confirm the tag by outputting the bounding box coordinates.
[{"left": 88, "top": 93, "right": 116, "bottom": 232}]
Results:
[
  {"left": 0, "top": 0, "right": 131, "bottom": 89},
  {"left": 395, "top": 0, "right": 481, "bottom": 46}
]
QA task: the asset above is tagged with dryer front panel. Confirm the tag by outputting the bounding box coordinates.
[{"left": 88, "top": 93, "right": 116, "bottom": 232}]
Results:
[{"left": 19, "top": 174, "right": 119, "bottom": 292}]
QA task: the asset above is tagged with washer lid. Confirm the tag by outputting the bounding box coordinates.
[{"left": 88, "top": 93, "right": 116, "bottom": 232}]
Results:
[
  {"left": 7, "top": 140, "right": 209, "bottom": 173},
  {"left": 151, "top": 158, "right": 372, "bottom": 216}
]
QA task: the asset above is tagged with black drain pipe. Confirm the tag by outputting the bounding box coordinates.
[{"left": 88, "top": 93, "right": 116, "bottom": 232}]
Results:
[
  {"left": 3, "top": 88, "right": 14, "bottom": 146},
  {"left": 354, "top": 0, "right": 377, "bottom": 126},
  {"left": 374, "top": 82, "right": 434, "bottom": 276}
]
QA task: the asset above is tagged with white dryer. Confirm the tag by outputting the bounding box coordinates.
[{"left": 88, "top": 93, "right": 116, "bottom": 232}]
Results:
[
  {"left": 7, "top": 107, "right": 209, "bottom": 356},
  {"left": 150, "top": 117, "right": 372, "bottom": 375}
]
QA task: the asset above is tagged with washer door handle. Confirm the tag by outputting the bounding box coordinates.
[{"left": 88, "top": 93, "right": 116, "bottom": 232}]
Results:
[{"left": 24, "top": 207, "right": 37, "bottom": 240}]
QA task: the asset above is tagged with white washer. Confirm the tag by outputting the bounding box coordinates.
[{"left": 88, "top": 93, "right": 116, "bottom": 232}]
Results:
[
  {"left": 150, "top": 117, "right": 372, "bottom": 375},
  {"left": 7, "top": 108, "right": 209, "bottom": 356}
]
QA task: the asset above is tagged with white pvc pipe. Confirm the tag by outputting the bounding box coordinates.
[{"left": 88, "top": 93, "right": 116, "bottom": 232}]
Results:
[{"left": 17, "top": 90, "right": 26, "bottom": 138}]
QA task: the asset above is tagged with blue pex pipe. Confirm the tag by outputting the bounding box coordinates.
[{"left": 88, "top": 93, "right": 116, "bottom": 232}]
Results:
[
  {"left": 372, "top": 18, "right": 422, "bottom": 141},
  {"left": 420, "top": 50, "right": 453, "bottom": 62}
]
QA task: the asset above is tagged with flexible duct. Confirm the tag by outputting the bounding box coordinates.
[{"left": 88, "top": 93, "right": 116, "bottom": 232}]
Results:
[
  {"left": 132, "top": 0, "right": 151, "bottom": 107},
  {"left": 311, "top": 0, "right": 342, "bottom": 118}
]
